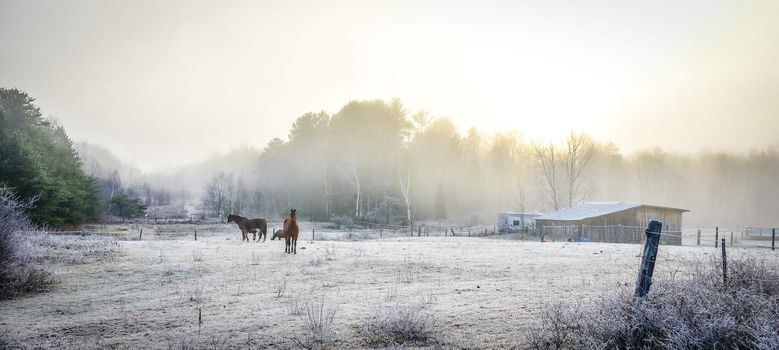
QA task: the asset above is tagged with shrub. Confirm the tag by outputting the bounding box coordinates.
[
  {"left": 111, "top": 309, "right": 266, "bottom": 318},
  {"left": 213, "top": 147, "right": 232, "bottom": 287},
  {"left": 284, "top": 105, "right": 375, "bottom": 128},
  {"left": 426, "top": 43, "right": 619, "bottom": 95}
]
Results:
[
  {"left": 526, "top": 257, "right": 779, "bottom": 349},
  {"left": 293, "top": 293, "right": 339, "bottom": 349},
  {"left": 286, "top": 292, "right": 310, "bottom": 316},
  {"left": 359, "top": 300, "right": 438, "bottom": 346},
  {"left": 0, "top": 186, "right": 52, "bottom": 299},
  {"left": 329, "top": 215, "right": 353, "bottom": 229}
]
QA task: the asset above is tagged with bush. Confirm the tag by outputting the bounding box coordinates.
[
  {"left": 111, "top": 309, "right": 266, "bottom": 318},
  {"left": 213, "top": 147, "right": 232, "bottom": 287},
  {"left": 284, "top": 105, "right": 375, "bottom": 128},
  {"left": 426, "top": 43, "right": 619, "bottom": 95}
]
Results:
[
  {"left": 0, "top": 186, "right": 52, "bottom": 299},
  {"left": 359, "top": 300, "right": 438, "bottom": 346},
  {"left": 293, "top": 293, "right": 339, "bottom": 349},
  {"left": 329, "top": 215, "right": 353, "bottom": 229},
  {"left": 526, "top": 257, "right": 779, "bottom": 349}
]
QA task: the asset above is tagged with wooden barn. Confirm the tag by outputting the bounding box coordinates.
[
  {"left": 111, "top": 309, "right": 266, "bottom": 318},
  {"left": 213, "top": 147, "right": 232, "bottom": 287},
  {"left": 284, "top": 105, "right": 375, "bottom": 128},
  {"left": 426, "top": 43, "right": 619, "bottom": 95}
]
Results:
[{"left": 535, "top": 202, "right": 688, "bottom": 245}]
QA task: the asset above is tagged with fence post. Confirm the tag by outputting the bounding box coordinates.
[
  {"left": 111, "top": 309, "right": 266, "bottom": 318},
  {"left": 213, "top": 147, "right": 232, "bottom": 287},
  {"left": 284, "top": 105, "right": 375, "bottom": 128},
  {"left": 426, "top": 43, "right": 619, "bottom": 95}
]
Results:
[
  {"left": 194, "top": 228, "right": 197, "bottom": 241},
  {"left": 772, "top": 228, "right": 775, "bottom": 251},
  {"left": 715, "top": 226, "right": 719, "bottom": 248},
  {"left": 730, "top": 231, "right": 733, "bottom": 246},
  {"left": 139, "top": 228, "right": 143, "bottom": 240},
  {"left": 635, "top": 220, "right": 662, "bottom": 298},
  {"left": 696, "top": 229, "right": 701, "bottom": 246},
  {"left": 312, "top": 228, "right": 315, "bottom": 241},
  {"left": 721, "top": 238, "right": 727, "bottom": 284},
  {"left": 379, "top": 227, "right": 382, "bottom": 238}
]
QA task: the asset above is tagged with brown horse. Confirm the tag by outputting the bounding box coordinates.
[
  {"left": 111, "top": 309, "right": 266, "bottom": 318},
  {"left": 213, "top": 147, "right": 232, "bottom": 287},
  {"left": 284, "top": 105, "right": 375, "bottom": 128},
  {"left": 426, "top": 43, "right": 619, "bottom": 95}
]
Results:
[
  {"left": 283, "top": 209, "right": 299, "bottom": 254},
  {"left": 227, "top": 214, "right": 268, "bottom": 242},
  {"left": 271, "top": 229, "right": 285, "bottom": 241}
]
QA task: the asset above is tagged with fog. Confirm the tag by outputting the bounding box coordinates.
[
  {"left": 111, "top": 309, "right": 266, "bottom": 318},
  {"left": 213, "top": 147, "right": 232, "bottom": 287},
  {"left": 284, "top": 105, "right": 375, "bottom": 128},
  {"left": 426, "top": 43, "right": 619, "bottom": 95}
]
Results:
[{"left": 3, "top": 0, "right": 779, "bottom": 228}]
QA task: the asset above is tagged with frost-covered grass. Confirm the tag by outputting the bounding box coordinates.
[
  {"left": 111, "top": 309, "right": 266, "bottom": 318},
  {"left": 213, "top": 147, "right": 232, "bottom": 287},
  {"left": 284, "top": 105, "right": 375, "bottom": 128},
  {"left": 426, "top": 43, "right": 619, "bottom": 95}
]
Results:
[
  {"left": 526, "top": 257, "right": 779, "bottom": 349},
  {"left": 1, "top": 224, "right": 777, "bottom": 349}
]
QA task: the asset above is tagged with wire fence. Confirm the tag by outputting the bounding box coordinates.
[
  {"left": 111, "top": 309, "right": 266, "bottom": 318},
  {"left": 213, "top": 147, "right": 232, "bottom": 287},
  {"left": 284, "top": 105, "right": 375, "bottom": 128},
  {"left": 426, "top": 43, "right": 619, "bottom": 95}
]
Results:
[{"left": 537, "top": 224, "right": 776, "bottom": 249}]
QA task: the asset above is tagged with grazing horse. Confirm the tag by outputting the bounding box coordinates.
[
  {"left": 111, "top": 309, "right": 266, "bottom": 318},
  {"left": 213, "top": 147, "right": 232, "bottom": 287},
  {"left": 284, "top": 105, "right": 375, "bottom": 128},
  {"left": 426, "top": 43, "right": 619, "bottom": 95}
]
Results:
[
  {"left": 283, "top": 209, "right": 299, "bottom": 254},
  {"left": 271, "top": 229, "right": 285, "bottom": 241},
  {"left": 227, "top": 214, "right": 268, "bottom": 242}
]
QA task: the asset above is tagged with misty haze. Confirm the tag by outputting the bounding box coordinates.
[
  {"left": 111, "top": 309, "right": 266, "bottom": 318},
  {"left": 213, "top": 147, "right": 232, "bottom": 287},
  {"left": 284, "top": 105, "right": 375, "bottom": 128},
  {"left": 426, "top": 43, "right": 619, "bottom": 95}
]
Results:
[{"left": 1, "top": 1, "right": 778, "bottom": 349}]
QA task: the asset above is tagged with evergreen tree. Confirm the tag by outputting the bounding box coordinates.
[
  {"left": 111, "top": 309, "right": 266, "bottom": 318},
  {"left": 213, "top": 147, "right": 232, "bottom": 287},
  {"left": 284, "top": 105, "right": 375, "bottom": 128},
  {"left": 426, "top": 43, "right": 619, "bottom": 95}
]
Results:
[
  {"left": 109, "top": 193, "right": 147, "bottom": 221},
  {"left": 0, "top": 88, "right": 101, "bottom": 227}
]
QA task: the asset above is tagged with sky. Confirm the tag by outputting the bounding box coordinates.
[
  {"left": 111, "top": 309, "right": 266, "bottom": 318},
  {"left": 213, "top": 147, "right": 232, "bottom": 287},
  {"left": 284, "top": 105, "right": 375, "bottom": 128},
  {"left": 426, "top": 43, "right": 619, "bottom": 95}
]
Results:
[{"left": 2, "top": 0, "right": 778, "bottom": 171}]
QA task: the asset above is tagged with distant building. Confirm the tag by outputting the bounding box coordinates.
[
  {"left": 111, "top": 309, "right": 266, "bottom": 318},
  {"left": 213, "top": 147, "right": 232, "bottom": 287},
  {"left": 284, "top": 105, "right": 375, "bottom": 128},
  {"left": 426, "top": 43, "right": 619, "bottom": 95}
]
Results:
[
  {"left": 497, "top": 212, "right": 540, "bottom": 233},
  {"left": 534, "top": 202, "right": 689, "bottom": 245}
]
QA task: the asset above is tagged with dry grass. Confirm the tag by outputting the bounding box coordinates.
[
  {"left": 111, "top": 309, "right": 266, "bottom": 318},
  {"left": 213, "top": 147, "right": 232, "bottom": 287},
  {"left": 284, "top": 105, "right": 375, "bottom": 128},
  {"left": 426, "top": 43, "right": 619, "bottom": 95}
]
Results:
[
  {"left": 359, "top": 299, "right": 438, "bottom": 346},
  {"left": 526, "top": 257, "right": 779, "bottom": 349},
  {"left": 293, "top": 292, "right": 340, "bottom": 349}
]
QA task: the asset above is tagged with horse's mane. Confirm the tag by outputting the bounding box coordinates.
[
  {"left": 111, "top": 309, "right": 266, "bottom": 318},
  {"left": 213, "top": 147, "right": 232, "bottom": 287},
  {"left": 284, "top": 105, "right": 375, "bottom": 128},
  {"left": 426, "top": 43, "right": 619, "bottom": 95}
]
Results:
[{"left": 229, "top": 213, "right": 248, "bottom": 221}]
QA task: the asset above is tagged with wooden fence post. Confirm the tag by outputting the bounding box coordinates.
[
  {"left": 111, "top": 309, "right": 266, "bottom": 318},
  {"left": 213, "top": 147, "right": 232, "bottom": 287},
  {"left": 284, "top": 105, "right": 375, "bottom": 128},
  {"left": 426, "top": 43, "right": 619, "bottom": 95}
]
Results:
[
  {"left": 772, "top": 228, "right": 775, "bottom": 251},
  {"left": 139, "top": 228, "right": 143, "bottom": 240},
  {"left": 715, "top": 226, "right": 719, "bottom": 248},
  {"left": 721, "top": 238, "right": 727, "bottom": 284},
  {"left": 696, "top": 229, "right": 701, "bottom": 246},
  {"left": 418, "top": 226, "right": 421, "bottom": 237},
  {"left": 635, "top": 220, "right": 662, "bottom": 298},
  {"left": 379, "top": 227, "right": 382, "bottom": 238},
  {"left": 194, "top": 228, "right": 197, "bottom": 241},
  {"left": 730, "top": 231, "right": 733, "bottom": 246},
  {"left": 312, "top": 228, "right": 315, "bottom": 241}
]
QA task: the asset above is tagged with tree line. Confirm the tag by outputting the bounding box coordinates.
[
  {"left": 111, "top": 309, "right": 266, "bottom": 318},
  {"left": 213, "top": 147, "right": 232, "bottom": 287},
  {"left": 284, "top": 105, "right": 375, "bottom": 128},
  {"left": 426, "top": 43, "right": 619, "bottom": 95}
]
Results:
[
  {"left": 0, "top": 88, "right": 101, "bottom": 227},
  {"left": 0, "top": 88, "right": 153, "bottom": 227},
  {"left": 202, "top": 99, "right": 779, "bottom": 229}
]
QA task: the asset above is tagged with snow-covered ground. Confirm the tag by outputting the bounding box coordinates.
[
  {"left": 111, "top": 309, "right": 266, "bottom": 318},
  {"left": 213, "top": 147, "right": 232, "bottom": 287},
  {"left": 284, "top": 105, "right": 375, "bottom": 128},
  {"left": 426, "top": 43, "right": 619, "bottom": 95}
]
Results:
[{"left": 2, "top": 225, "right": 775, "bottom": 349}]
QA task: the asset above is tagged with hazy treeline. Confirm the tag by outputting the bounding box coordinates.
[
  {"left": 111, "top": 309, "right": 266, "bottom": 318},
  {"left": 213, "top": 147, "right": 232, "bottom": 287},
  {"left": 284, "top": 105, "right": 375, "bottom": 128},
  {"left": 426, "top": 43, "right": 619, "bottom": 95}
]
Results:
[
  {"left": 207, "top": 99, "right": 778, "bottom": 229},
  {"left": 76, "top": 142, "right": 188, "bottom": 214}
]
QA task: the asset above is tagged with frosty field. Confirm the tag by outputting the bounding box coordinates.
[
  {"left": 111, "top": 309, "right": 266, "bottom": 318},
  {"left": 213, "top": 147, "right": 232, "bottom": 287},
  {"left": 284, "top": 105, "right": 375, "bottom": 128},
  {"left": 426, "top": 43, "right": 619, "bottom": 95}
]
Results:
[{"left": 1, "top": 224, "right": 774, "bottom": 349}]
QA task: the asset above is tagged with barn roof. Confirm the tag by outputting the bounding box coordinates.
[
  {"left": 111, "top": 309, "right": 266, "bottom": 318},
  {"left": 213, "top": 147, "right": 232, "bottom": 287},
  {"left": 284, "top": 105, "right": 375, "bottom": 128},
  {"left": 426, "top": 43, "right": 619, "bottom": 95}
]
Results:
[
  {"left": 536, "top": 202, "right": 638, "bottom": 221},
  {"left": 535, "top": 202, "right": 688, "bottom": 222}
]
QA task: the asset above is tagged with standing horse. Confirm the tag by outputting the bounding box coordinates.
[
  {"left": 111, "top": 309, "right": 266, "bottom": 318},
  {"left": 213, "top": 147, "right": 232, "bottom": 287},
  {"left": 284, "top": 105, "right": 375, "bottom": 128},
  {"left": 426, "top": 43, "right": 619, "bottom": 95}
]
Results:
[
  {"left": 283, "top": 209, "right": 299, "bottom": 254},
  {"left": 227, "top": 214, "right": 268, "bottom": 242}
]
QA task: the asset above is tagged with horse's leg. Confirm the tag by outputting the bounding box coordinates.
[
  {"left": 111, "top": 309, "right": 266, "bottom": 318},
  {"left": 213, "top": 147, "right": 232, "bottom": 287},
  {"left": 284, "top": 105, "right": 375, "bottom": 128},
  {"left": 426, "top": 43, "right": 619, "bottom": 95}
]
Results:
[{"left": 293, "top": 237, "right": 297, "bottom": 254}]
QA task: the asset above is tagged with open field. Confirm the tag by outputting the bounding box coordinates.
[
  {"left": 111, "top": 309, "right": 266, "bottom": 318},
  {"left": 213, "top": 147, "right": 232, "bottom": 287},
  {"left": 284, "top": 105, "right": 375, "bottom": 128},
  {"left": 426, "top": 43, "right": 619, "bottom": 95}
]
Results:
[{"left": 1, "top": 224, "right": 777, "bottom": 349}]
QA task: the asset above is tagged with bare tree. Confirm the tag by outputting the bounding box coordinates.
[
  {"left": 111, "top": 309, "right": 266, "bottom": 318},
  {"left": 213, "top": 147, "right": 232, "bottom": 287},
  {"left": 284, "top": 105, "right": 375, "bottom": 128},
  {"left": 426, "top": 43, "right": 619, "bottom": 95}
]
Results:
[
  {"left": 398, "top": 168, "right": 413, "bottom": 224},
  {"left": 511, "top": 176, "right": 528, "bottom": 229},
  {"left": 562, "top": 132, "right": 595, "bottom": 208},
  {"left": 203, "top": 171, "right": 233, "bottom": 217},
  {"left": 348, "top": 149, "right": 361, "bottom": 218},
  {"left": 534, "top": 143, "right": 561, "bottom": 210}
]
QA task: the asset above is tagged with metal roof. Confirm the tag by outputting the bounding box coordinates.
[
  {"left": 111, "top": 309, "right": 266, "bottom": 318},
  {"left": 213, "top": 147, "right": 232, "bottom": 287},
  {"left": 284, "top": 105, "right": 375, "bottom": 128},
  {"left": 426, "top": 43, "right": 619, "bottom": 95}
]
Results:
[{"left": 535, "top": 202, "right": 640, "bottom": 221}]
